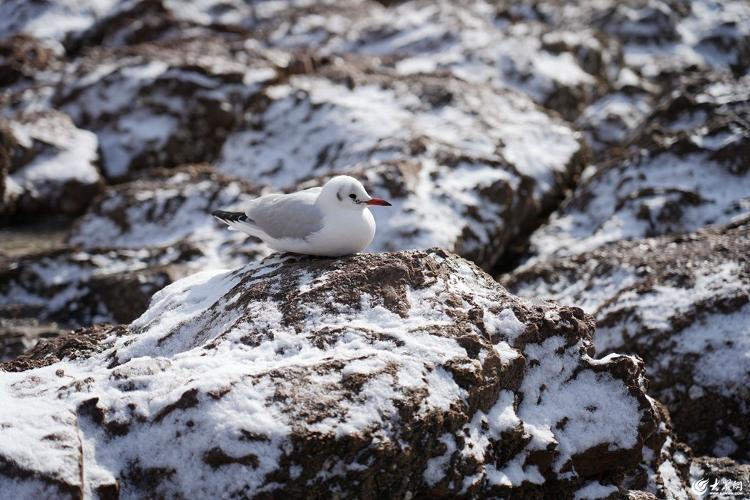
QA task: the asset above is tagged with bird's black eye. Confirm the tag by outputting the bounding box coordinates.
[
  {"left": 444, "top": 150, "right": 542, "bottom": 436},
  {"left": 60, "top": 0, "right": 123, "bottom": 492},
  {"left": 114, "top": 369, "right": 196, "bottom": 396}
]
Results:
[{"left": 349, "top": 194, "right": 356, "bottom": 200}]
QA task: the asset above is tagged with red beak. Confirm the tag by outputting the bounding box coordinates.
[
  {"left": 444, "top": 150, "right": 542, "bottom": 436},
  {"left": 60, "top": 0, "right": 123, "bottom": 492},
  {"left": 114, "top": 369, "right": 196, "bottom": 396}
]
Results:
[{"left": 365, "top": 198, "right": 392, "bottom": 207}]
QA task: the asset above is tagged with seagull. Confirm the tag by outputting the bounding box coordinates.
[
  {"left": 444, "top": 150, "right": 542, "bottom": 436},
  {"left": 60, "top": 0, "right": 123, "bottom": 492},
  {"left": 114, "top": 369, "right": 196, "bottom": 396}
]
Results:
[{"left": 212, "top": 175, "right": 392, "bottom": 257}]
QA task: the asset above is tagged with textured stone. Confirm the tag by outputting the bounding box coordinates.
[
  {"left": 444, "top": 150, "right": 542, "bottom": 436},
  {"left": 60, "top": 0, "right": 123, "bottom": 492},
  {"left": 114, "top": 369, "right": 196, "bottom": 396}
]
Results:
[
  {"left": 506, "top": 218, "right": 750, "bottom": 461},
  {"left": 0, "top": 250, "right": 675, "bottom": 498}
]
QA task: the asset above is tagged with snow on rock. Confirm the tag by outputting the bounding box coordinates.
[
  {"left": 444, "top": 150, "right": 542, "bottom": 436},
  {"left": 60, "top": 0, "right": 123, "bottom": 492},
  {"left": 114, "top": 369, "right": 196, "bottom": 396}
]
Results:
[
  {"left": 594, "top": 0, "right": 750, "bottom": 77},
  {"left": 68, "top": 164, "right": 270, "bottom": 268},
  {"left": 577, "top": 87, "right": 654, "bottom": 154},
  {"left": 0, "top": 245, "right": 195, "bottom": 328},
  {"left": 0, "top": 0, "right": 124, "bottom": 46},
  {"left": 504, "top": 0, "right": 750, "bottom": 78},
  {"left": 505, "top": 218, "right": 750, "bottom": 462},
  {"left": 218, "top": 59, "right": 585, "bottom": 269},
  {"left": 0, "top": 165, "right": 274, "bottom": 331},
  {"left": 324, "top": 0, "right": 616, "bottom": 120},
  {"left": 53, "top": 36, "right": 279, "bottom": 179},
  {"left": 0, "top": 250, "right": 674, "bottom": 498},
  {"left": 527, "top": 73, "right": 750, "bottom": 260},
  {"left": 0, "top": 110, "right": 103, "bottom": 217},
  {"left": 166, "top": 0, "right": 377, "bottom": 44}
]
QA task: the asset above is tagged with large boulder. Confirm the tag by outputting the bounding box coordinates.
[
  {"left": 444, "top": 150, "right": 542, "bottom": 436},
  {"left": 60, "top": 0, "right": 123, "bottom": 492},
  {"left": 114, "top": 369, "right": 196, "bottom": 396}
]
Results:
[
  {"left": 0, "top": 250, "right": 687, "bottom": 498},
  {"left": 505, "top": 218, "right": 750, "bottom": 462}
]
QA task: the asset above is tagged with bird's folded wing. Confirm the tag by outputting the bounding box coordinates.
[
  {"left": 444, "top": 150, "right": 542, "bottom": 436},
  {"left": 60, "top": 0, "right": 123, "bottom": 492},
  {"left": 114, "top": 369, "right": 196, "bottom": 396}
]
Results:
[{"left": 245, "top": 191, "right": 325, "bottom": 240}]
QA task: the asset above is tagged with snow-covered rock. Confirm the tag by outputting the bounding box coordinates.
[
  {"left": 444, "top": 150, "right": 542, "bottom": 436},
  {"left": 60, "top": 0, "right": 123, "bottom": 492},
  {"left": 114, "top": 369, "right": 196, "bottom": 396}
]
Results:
[
  {"left": 503, "top": 0, "right": 750, "bottom": 78},
  {"left": 68, "top": 164, "right": 269, "bottom": 268},
  {"left": 527, "top": 74, "right": 750, "bottom": 260},
  {"left": 505, "top": 218, "right": 750, "bottom": 462},
  {"left": 577, "top": 86, "right": 654, "bottom": 154},
  {"left": 0, "top": 0, "right": 123, "bottom": 47},
  {"left": 595, "top": 0, "right": 750, "bottom": 77},
  {"left": 0, "top": 245, "right": 193, "bottom": 328},
  {"left": 0, "top": 250, "right": 678, "bottom": 498},
  {"left": 324, "top": 0, "right": 617, "bottom": 120},
  {"left": 1, "top": 110, "right": 104, "bottom": 217},
  {"left": 0, "top": 165, "right": 271, "bottom": 332},
  {"left": 1, "top": 2, "right": 748, "bottom": 489},
  {"left": 218, "top": 60, "right": 585, "bottom": 269},
  {"left": 53, "top": 37, "right": 279, "bottom": 179}
]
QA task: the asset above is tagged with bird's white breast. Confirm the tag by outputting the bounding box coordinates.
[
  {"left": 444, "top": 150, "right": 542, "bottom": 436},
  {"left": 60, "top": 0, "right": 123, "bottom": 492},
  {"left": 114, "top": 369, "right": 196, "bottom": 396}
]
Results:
[{"left": 306, "top": 208, "right": 376, "bottom": 256}]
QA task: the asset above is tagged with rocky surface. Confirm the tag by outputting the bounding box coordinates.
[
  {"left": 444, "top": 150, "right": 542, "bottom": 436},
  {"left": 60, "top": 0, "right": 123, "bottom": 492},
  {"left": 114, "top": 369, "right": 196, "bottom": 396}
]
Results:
[
  {"left": 506, "top": 218, "right": 750, "bottom": 462},
  {"left": 0, "top": 318, "right": 68, "bottom": 362},
  {"left": 0, "top": 249, "right": 692, "bottom": 499},
  {"left": 0, "top": 110, "right": 104, "bottom": 219},
  {"left": 68, "top": 164, "right": 269, "bottom": 267},
  {"left": 321, "top": 0, "right": 618, "bottom": 121},
  {"left": 0, "top": 245, "right": 192, "bottom": 328},
  {"left": 527, "top": 73, "right": 750, "bottom": 261},
  {"left": 0, "top": 0, "right": 749, "bottom": 495},
  {"left": 52, "top": 37, "right": 280, "bottom": 180}
]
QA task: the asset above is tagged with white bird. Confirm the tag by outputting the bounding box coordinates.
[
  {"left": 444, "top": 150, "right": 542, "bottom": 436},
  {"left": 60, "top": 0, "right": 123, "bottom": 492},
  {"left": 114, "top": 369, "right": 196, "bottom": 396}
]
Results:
[{"left": 212, "top": 175, "right": 392, "bottom": 257}]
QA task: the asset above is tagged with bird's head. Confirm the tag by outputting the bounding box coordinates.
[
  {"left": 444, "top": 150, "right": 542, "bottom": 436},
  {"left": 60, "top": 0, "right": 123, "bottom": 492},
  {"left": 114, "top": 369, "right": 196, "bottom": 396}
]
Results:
[{"left": 318, "top": 175, "right": 392, "bottom": 212}]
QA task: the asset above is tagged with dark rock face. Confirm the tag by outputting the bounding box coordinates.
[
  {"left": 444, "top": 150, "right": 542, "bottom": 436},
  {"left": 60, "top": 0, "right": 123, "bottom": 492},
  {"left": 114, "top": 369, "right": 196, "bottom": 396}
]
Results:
[
  {"left": 0, "top": 250, "right": 682, "bottom": 498},
  {"left": 506, "top": 219, "right": 750, "bottom": 461}
]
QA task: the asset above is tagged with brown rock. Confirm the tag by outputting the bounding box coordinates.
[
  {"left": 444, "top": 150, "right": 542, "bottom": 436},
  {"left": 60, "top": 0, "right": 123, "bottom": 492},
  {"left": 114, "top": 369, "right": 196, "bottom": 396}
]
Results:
[
  {"left": 506, "top": 218, "right": 750, "bottom": 461},
  {"left": 0, "top": 249, "right": 677, "bottom": 498}
]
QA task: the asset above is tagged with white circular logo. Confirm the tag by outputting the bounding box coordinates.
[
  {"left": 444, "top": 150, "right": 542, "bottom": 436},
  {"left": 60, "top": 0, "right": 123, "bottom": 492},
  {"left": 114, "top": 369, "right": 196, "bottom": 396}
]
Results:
[{"left": 691, "top": 478, "right": 709, "bottom": 496}]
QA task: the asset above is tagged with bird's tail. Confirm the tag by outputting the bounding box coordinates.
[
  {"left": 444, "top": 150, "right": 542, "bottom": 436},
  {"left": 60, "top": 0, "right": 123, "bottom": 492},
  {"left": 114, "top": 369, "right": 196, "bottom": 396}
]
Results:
[{"left": 212, "top": 210, "right": 264, "bottom": 238}]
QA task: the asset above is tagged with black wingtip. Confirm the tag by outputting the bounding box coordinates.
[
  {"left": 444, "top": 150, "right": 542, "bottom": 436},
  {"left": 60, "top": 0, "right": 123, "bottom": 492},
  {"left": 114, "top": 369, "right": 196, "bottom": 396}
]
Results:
[{"left": 212, "top": 210, "right": 248, "bottom": 223}]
